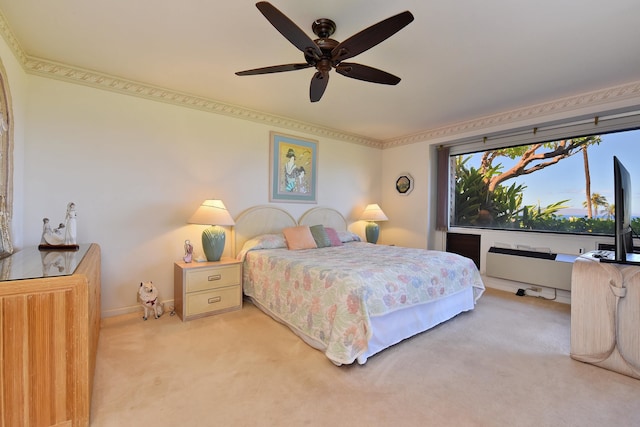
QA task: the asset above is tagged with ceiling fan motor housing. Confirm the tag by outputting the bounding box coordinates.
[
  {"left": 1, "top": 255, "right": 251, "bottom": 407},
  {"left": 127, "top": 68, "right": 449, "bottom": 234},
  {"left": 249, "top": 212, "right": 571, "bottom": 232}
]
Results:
[{"left": 312, "top": 18, "right": 336, "bottom": 38}]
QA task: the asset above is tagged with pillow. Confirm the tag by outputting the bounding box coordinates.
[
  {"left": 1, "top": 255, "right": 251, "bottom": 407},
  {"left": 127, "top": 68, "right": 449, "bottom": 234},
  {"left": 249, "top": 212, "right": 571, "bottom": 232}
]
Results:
[
  {"left": 324, "top": 227, "right": 343, "bottom": 246},
  {"left": 337, "top": 230, "right": 362, "bottom": 243},
  {"left": 309, "top": 224, "right": 332, "bottom": 248},
  {"left": 282, "top": 226, "right": 318, "bottom": 250},
  {"left": 237, "top": 233, "right": 287, "bottom": 260}
]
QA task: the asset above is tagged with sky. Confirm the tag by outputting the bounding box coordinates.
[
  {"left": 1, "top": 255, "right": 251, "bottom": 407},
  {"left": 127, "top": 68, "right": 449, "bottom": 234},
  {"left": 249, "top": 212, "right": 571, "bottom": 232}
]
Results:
[{"left": 462, "top": 128, "right": 640, "bottom": 217}]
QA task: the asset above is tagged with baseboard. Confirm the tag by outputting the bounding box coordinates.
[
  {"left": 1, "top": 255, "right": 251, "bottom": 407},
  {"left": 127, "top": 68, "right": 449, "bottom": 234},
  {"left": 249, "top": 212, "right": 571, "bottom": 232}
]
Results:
[
  {"left": 101, "top": 299, "right": 175, "bottom": 318},
  {"left": 99, "top": 280, "right": 569, "bottom": 319},
  {"left": 482, "top": 275, "right": 571, "bottom": 305}
]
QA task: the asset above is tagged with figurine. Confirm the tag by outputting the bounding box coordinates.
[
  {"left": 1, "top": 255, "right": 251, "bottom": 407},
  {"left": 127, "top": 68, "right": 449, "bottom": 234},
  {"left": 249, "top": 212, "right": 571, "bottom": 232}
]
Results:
[
  {"left": 41, "top": 218, "right": 65, "bottom": 245},
  {"left": 183, "top": 239, "right": 193, "bottom": 263},
  {"left": 39, "top": 202, "right": 79, "bottom": 250},
  {"left": 64, "top": 202, "right": 77, "bottom": 245}
]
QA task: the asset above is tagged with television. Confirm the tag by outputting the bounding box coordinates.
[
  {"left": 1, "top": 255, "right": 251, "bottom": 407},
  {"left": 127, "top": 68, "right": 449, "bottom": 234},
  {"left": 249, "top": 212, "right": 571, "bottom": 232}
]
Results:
[{"left": 602, "top": 156, "right": 640, "bottom": 265}]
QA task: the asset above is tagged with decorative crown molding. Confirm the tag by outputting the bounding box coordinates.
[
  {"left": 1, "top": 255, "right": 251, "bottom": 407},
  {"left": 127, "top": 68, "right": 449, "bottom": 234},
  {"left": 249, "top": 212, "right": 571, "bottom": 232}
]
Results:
[
  {"left": 0, "top": 10, "right": 381, "bottom": 148},
  {"left": 23, "top": 57, "right": 383, "bottom": 148},
  {"left": 383, "top": 80, "right": 640, "bottom": 148},
  {"left": 0, "top": 9, "right": 27, "bottom": 65},
  {"left": 2, "top": 10, "right": 639, "bottom": 150}
]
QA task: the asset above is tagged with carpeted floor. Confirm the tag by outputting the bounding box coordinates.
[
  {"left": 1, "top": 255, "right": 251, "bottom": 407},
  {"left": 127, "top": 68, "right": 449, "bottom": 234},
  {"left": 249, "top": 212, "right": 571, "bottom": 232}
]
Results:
[{"left": 90, "top": 288, "right": 640, "bottom": 426}]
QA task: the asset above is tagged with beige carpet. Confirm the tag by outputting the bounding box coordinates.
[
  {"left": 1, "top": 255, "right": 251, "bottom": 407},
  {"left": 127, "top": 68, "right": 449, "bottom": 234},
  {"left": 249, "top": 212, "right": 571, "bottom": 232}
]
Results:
[{"left": 91, "top": 288, "right": 640, "bottom": 426}]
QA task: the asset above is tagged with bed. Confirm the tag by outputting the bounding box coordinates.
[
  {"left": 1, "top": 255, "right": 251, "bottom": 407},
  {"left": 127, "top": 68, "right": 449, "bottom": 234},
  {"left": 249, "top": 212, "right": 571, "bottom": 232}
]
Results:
[{"left": 235, "top": 205, "right": 485, "bottom": 365}]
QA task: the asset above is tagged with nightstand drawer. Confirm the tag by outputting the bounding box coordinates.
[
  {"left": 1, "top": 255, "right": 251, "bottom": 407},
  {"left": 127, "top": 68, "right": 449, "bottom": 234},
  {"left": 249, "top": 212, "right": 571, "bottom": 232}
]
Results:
[
  {"left": 186, "top": 286, "right": 241, "bottom": 317},
  {"left": 185, "top": 265, "right": 240, "bottom": 292}
]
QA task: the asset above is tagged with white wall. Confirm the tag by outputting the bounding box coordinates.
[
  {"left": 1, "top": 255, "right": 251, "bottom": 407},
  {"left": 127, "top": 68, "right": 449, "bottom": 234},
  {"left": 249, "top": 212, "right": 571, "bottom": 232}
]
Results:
[
  {"left": 379, "top": 141, "right": 431, "bottom": 248},
  {"left": 17, "top": 73, "right": 382, "bottom": 316}
]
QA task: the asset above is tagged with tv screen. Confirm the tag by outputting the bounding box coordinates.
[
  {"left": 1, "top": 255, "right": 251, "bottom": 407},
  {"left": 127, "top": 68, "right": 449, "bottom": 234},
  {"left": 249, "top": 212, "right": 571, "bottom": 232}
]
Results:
[{"left": 603, "top": 156, "right": 640, "bottom": 265}]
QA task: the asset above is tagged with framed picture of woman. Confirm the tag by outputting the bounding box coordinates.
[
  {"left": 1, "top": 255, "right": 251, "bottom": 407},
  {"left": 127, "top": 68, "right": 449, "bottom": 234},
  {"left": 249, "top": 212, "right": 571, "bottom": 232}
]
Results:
[{"left": 269, "top": 132, "right": 318, "bottom": 203}]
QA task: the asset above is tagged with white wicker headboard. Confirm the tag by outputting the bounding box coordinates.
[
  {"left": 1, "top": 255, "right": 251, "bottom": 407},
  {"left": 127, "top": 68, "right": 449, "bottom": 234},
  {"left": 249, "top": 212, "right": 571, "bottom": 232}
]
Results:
[
  {"left": 233, "top": 206, "right": 349, "bottom": 257},
  {"left": 298, "top": 207, "right": 348, "bottom": 231},
  {"left": 233, "top": 205, "right": 296, "bottom": 257}
]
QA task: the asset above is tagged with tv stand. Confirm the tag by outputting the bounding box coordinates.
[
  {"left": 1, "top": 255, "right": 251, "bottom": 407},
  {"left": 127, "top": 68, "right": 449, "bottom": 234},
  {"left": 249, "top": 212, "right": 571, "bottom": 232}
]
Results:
[
  {"left": 570, "top": 255, "right": 640, "bottom": 379},
  {"left": 600, "top": 254, "right": 640, "bottom": 266}
]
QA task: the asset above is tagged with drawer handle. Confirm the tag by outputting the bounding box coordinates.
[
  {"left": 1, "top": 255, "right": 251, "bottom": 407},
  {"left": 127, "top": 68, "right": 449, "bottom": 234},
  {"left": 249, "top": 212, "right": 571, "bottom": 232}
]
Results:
[
  {"left": 208, "top": 274, "right": 222, "bottom": 281},
  {"left": 208, "top": 296, "right": 222, "bottom": 304}
]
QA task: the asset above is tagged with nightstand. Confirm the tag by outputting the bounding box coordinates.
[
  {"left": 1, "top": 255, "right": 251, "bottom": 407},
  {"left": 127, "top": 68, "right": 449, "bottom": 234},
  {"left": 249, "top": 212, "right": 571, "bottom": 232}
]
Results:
[{"left": 174, "top": 258, "right": 242, "bottom": 321}]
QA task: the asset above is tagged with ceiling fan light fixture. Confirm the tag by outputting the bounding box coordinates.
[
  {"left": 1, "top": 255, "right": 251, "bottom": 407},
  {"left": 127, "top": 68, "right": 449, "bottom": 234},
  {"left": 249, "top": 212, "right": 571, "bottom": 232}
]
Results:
[{"left": 235, "top": 2, "right": 414, "bottom": 102}]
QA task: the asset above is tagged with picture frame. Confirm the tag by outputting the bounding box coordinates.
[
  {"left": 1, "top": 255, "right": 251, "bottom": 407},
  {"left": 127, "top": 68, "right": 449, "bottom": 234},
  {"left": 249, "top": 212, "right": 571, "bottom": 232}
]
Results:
[
  {"left": 395, "top": 173, "right": 414, "bottom": 195},
  {"left": 269, "top": 132, "right": 318, "bottom": 203}
]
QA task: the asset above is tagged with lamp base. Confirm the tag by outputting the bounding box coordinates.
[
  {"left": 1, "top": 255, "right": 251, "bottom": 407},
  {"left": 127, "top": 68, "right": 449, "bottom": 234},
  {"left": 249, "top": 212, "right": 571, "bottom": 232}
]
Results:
[
  {"left": 202, "top": 225, "right": 226, "bottom": 261},
  {"left": 365, "top": 222, "right": 380, "bottom": 244}
]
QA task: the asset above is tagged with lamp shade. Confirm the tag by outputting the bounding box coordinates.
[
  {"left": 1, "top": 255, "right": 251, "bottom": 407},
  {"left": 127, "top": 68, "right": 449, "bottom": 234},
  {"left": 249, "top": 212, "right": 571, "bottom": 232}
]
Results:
[
  {"left": 188, "top": 200, "right": 235, "bottom": 262},
  {"left": 359, "top": 204, "right": 389, "bottom": 222},
  {"left": 188, "top": 199, "right": 235, "bottom": 226}
]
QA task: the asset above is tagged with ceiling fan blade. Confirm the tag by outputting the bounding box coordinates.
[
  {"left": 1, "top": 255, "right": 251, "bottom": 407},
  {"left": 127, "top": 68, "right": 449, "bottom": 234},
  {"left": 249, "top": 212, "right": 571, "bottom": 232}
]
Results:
[
  {"left": 256, "top": 2, "right": 322, "bottom": 58},
  {"left": 309, "top": 71, "right": 329, "bottom": 102},
  {"left": 236, "top": 63, "right": 313, "bottom": 76},
  {"left": 331, "top": 11, "right": 414, "bottom": 63},
  {"left": 335, "top": 63, "right": 401, "bottom": 85}
]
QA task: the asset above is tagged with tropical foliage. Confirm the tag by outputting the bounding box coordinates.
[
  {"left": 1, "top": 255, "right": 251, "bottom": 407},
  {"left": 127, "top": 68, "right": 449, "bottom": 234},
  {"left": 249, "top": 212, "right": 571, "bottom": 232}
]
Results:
[{"left": 452, "top": 135, "right": 625, "bottom": 235}]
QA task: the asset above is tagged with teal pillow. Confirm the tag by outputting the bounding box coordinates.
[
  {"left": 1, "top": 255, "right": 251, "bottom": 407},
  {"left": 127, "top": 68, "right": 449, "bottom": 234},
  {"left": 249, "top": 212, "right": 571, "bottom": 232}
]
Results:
[{"left": 309, "top": 225, "right": 331, "bottom": 248}]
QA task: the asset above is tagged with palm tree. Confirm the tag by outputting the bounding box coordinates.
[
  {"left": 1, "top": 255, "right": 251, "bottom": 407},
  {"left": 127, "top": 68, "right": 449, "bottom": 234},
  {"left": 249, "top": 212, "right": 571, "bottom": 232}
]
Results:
[
  {"left": 606, "top": 204, "right": 615, "bottom": 220},
  {"left": 583, "top": 193, "right": 608, "bottom": 218},
  {"left": 582, "top": 145, "right": 593, "bottom": 218}
]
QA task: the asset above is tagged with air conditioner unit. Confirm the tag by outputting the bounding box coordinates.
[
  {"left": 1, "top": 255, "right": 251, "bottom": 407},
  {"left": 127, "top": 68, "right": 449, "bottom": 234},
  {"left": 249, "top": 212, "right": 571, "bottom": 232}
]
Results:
[{"left": 485, "top": 247, "right": 576, "bottom": 291}]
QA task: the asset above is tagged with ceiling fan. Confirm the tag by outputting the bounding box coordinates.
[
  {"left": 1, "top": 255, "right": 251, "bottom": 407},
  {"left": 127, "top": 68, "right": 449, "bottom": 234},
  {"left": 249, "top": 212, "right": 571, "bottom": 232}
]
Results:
[{"left": 235, "top": 2, "right": 414, "bottom": 102}]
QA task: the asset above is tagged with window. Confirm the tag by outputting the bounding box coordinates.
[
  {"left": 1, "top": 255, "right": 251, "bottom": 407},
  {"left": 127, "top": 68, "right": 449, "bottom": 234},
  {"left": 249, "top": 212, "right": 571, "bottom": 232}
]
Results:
[{"left": 448, "top": 113, "right": 640, "bottom": 236}]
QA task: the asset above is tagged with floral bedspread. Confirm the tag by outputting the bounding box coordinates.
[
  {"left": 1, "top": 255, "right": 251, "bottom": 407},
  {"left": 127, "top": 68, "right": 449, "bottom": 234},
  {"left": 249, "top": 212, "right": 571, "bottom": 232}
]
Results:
[{"left": 241, "top": 242, "right": 485, "bottom": 365}]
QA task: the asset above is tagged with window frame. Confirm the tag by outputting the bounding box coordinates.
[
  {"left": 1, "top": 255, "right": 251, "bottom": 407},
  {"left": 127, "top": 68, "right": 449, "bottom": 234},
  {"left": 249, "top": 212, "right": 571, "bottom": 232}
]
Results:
[{"left": 441, "top": 110, "right": 640, "bottom": 235}]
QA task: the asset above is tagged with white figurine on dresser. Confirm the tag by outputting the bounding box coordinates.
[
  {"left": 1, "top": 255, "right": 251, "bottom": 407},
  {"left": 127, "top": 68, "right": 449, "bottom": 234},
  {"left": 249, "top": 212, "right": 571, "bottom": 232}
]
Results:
[
  {"left": 64, "top": 202, "right": 77, "bottom": 245},
  {"left": 39, "top": 202, "right": 79, "bottom": 249}
]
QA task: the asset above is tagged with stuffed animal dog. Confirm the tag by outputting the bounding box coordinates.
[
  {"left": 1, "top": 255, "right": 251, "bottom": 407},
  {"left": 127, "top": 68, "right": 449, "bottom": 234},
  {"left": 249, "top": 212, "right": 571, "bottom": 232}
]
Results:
[{"left": 138, "top": 281, "right": 164, "bottom": 320}]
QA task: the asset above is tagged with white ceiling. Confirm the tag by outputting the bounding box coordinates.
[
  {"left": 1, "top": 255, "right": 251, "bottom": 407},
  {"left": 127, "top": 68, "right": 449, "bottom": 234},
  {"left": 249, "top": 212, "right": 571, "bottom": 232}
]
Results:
[{"left": 1, "top": 0, "right": 639, "bottom": 142}]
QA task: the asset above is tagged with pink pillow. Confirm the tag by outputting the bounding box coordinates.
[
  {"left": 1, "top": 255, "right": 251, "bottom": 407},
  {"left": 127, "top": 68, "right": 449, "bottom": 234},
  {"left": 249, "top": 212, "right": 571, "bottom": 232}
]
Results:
[
  {"left": 324, "top": 227, "right": 343, "bottom": 246},
  {"left": 282, "top": 226, "right": 318, "bottom": 250}
]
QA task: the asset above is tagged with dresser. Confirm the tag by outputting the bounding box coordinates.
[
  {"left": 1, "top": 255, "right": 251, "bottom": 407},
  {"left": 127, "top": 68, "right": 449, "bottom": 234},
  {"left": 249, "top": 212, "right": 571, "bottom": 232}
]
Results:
[
  {"left": 0, "top": 243, "right": 101, "bottom": 427},
  {"left": 174, "top": 258, "right": 242, "bottom": 321}
]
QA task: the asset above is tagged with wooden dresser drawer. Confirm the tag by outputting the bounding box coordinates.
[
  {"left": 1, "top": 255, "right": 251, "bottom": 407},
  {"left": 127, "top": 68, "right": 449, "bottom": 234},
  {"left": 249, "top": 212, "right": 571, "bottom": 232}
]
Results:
[
  {"left": 185, "top": 264, "right": 240, "bottom": 292},
  {"left": 186, "top": 286, "right": 241, "bottom": 317}
]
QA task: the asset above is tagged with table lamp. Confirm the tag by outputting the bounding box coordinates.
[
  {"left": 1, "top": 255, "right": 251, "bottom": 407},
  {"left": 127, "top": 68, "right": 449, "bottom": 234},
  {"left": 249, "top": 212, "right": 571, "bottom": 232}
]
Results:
[
  {"left": 188, "top": 199, "right": 235, "bottom": 261},
  {"left": 359, "top": 203, "right": 388, "bottom": 244}
]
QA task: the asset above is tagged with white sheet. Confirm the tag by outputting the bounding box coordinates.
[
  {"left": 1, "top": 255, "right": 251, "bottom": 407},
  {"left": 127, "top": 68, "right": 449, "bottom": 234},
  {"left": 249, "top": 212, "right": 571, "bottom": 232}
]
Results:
[{"left": 358, "top": 287, "right": 476, "bottom": 363}]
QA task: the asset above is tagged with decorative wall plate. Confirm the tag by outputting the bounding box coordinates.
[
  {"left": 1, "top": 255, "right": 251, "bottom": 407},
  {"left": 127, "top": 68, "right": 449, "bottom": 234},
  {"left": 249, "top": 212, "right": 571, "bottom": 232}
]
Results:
[{"left": 395, "top": 173, "right": 414, "bottom": 195}]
